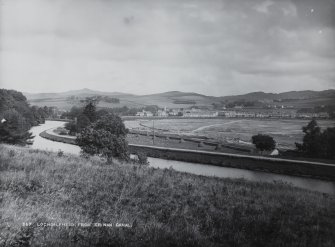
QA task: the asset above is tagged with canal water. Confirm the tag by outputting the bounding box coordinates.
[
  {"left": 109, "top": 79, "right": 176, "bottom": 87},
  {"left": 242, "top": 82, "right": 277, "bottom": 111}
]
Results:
[{"left": 29, "top": 121, "right": 335, "bottom": 194}]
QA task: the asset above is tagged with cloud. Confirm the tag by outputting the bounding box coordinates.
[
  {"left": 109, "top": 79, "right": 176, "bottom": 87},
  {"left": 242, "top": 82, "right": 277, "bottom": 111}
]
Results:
[
  {"left": 254, "top": 0, "right": 274, "bottom": 14},
  {"left": 0, "top": 0, "right": 334, "bottom": 96}
]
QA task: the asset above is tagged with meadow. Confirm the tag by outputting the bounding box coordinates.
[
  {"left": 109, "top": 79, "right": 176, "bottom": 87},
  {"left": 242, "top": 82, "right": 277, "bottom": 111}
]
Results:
[
  {"left": 125, "top": 118, "right": 335, "bottom": 149},
  {"left": 0, "top": 144, "right": 335, "bottom": 246}
]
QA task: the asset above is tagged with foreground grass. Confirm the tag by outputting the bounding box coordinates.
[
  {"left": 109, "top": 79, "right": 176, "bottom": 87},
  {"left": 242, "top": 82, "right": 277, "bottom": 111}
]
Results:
[{"left": 0, "top": 145, "right": 334, "bottom": 247}]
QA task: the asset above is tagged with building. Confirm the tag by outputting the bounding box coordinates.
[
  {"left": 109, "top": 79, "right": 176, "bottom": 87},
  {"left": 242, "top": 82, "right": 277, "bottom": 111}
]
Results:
[
  {"left": 168, "top": 109, "right": 182, "bottom": 116},
  {"left": 136, "top": 110, "right": 153, "bottom": 117},
  {"left": 219, "top": 108, "right": 298, "bottom": 119},
  {"left": 183, "top": 109, "right": 218, "bottom": 118},
  {"left": 157, "top": 109, "right": 168, "bottom": 117},
  {"left": 296, "top": 112, "right": 330, "bottom": 119},
  {"left": 219, "top": 111, "right": 237, "bottom": 117}
]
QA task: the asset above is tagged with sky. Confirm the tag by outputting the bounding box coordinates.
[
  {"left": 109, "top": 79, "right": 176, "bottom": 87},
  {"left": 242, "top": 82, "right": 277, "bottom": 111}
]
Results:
[{"left": 0, "top": 0, "right": 334, "bottom": 96}]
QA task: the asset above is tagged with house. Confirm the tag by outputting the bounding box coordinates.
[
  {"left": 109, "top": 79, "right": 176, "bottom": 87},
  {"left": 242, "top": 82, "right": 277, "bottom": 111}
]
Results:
[
  {"left": 157, "top": 109, "right": 168, "bottom": 117},
  {"left": 168, "top": 109, "right": 182, "bottom": 116},
  {"left": 183, "top": 109, "right": 218, "bottom": 118},
  {"left": 136, "top": 110, "right": 153, "bottom": 117},
  {"left": 219, "top": 111, "right": 237, "bottom": 117}
]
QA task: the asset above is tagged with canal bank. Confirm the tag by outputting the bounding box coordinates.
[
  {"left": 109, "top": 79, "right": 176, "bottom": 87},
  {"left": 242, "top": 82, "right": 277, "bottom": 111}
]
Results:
[
  {"left": 37, "top": 122, "right": 335, "bottom": 182},
  {"left": 30, "top": 121, "right": 335, "bottom": 194}
]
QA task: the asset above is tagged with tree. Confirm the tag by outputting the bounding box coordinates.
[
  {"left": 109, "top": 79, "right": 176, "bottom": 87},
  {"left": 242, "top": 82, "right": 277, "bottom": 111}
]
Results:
[
  {"left": 96, "top": 109, "right": 110, "bottom": 119},
  {"left": 82, "top": 102, "right": 97, "bottom": 122},
  {"left": 64, "top": 106, "right": 83, "bottom": 120},
  {"left": 295, "top": 119, "right": 323, "bottom": 156},
  {"left": 321, "top": 127, "right": 335, "bottom": 159},
  {"left": 296, "top": 119, "right": 335, "bottom": 159},
  {"left": 76, "top": 114, "right": 91, "bottom": 132},
  {"left": 0, "top": 110, "right": 34, "bottom": 145},
  {"left": 252, "top": 134, "right": 276, "bottom": 152},
  {"left": 76, "top": 114, "right": 129, "bottom": 161},
  {"left": 144, "top": 105, "right": 159, "bottom": 115}
]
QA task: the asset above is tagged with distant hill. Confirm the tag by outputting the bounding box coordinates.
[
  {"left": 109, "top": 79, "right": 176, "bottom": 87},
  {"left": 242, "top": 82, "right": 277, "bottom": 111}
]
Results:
[
  {"left": 220, "top": 90, "right": 335, "bottom": 108},
  {"left": 24, "top": 88, "right": 335, "bottom": 110},
  {"left": 220, "top": 90, "right": 335, "bottom": 101},
  {"left": 25, "top": 88, "right": 132, "bottom": 100}
]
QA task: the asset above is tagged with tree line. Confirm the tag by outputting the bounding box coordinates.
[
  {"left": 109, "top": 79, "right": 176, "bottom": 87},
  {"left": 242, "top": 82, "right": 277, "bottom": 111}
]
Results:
[
  {"left": 0, "top": 89, "right": 55, "bottom": 145},
  {"left": 252, "top": 119, "right": 335, "bottom": 160},
  {"left": 62, "top": 104, "right": 161, "bottom": 121}
]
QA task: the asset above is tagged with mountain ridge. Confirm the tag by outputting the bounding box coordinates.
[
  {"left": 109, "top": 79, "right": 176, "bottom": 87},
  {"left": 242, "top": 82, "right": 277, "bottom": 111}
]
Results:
[{"left": 23, "top": 88, "right": 335, "bottom": 109}]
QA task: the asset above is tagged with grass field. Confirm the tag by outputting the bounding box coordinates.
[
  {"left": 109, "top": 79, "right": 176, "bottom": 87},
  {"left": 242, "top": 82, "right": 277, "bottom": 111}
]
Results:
[
  {"left": 1, "top": 144, "right": 335, "bottom": 246},
  {"left": 125, "top": 119, "right": 335, "bottom": 149}
]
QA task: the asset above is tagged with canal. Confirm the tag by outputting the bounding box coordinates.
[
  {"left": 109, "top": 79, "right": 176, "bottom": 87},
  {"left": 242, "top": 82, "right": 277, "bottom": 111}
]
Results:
[{"left": 29, "top": 121, "right": 335, "bottom": 194}]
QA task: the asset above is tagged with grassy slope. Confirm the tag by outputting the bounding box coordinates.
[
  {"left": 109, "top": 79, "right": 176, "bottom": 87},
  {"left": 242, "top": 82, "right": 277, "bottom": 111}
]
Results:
[{"left": 0, "top": 145, "right": 334, "bottom": 247}]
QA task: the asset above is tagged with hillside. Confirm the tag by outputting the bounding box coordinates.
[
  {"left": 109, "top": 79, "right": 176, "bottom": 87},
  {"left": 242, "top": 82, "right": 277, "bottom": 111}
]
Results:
[
  {"left": 25, "top": 90, "right": 221, "bottom": 109},
  {"left": 220, "top": 90, "right": 335, "bottom": 101},
  {"left": 24, "top": 89, "right": 335, "bottom": 110},
  {"left": 1, "top": 144, "right": 334, "bottom": 246}
]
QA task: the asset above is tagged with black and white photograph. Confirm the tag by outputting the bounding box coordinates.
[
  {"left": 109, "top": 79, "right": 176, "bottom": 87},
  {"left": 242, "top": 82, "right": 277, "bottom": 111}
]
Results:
[{"left": 0, "top": 0, "right": 334, "bottom": 246}]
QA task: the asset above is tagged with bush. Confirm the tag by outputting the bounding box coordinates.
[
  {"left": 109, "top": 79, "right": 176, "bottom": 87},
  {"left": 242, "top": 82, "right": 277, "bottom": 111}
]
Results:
[
  {"left": 252, "top": 134, "right": 276, "bottom": 151},
  {"left": 64, "top": 121, "right": 77, "bottom": 135},
  {"left": 76, "top": 114, "right": 129, "bottom": 162},
  {"left": 59, "top": 131, "right": 67, "bottom": 135},
  {"left": 135, "top": 152, "right": 149, "bottom": 165},
  {"left": 57, "top": 150, "right": 64, "bottom": 157},
  {"left": 54, "top": 127, "right": 68, "bottom": 135}
]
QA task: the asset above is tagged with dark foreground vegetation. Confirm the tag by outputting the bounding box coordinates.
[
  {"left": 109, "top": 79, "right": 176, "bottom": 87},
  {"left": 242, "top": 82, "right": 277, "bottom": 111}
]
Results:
[
  {"left": 0, "top": 145, "right": 334, "bottom": 247},
  {"left": 0, "top": 89, "right": 55, "bottom": 145},
  {"left": 295, "top": 119, "right": 335, "bottom": 159}
]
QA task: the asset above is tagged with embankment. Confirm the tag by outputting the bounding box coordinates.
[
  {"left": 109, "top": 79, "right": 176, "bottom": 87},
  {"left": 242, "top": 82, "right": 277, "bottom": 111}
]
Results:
[{"left": 40, "top": 130, "right": 77, "bottom": 145}]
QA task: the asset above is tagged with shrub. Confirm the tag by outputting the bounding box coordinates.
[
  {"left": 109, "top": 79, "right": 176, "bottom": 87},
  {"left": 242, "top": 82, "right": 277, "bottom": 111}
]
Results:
[
  {"left": 8, "top": 149, "right": 16, "bottom": 157},
  {"left": 59, "top": 130, "right": 67, "bottom": 135},
  {"left": 136, "top": 152, "right": 149, "bottom": 165},
  {"left": 57, "top": 150, "right": 64, "bottom": 157},
  {"left": 65, "top": 121, "right": 77, "bottom": 135},
  {"left": 252, "top": 134, "right": 276, "bottom": 151}
]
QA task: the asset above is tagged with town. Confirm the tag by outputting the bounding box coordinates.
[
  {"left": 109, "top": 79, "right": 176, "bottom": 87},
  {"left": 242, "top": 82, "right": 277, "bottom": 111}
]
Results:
[
  {"left": 121, "top": 105, "right": 330, "bottom": 119},
  {"left": 49, "top": 104, "right": 331, "bottom": 120}
]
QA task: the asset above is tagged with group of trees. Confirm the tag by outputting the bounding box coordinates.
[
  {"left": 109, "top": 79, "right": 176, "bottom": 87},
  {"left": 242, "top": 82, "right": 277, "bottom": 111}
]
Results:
[
  {"left": 63, "top": 101, "right": 98, "bottom": 135},
  {"left": 251, "top": 119, "right": 335, "bottom": 160},
  {"left": 63, "top": 104, "right": 161, "bottom": 123},
  {"left": 297, "top": 105, "right": 335, "bottom": 118},
  {"left": 0, "top": 89, "right": 55, "bottom": 145},
  {"left": 295, "top": 119, "right": 335, "bottom": 159},
  {"left": 63, "top": 100, "right": 130, "bottom": 161},
  {"left": 226, "top": 100, "right": 257, "bottom": 108}
]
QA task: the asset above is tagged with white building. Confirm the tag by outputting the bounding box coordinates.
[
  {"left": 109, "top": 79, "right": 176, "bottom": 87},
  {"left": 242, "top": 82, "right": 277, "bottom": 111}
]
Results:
[
  {"left": 136, "top": 110, "right": 153, "bottom": 117},
  {"left": 183, "top": 109, "right": 218, "bottom": 118},
  {"left": 157, "top": 109, "right": 168, "bottom": 117}
]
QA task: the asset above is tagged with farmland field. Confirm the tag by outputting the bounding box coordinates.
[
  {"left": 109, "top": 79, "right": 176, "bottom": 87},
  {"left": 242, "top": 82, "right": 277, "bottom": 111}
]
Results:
[{"left": 125, "top": 118, "right": 335, "bottom": 149}]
